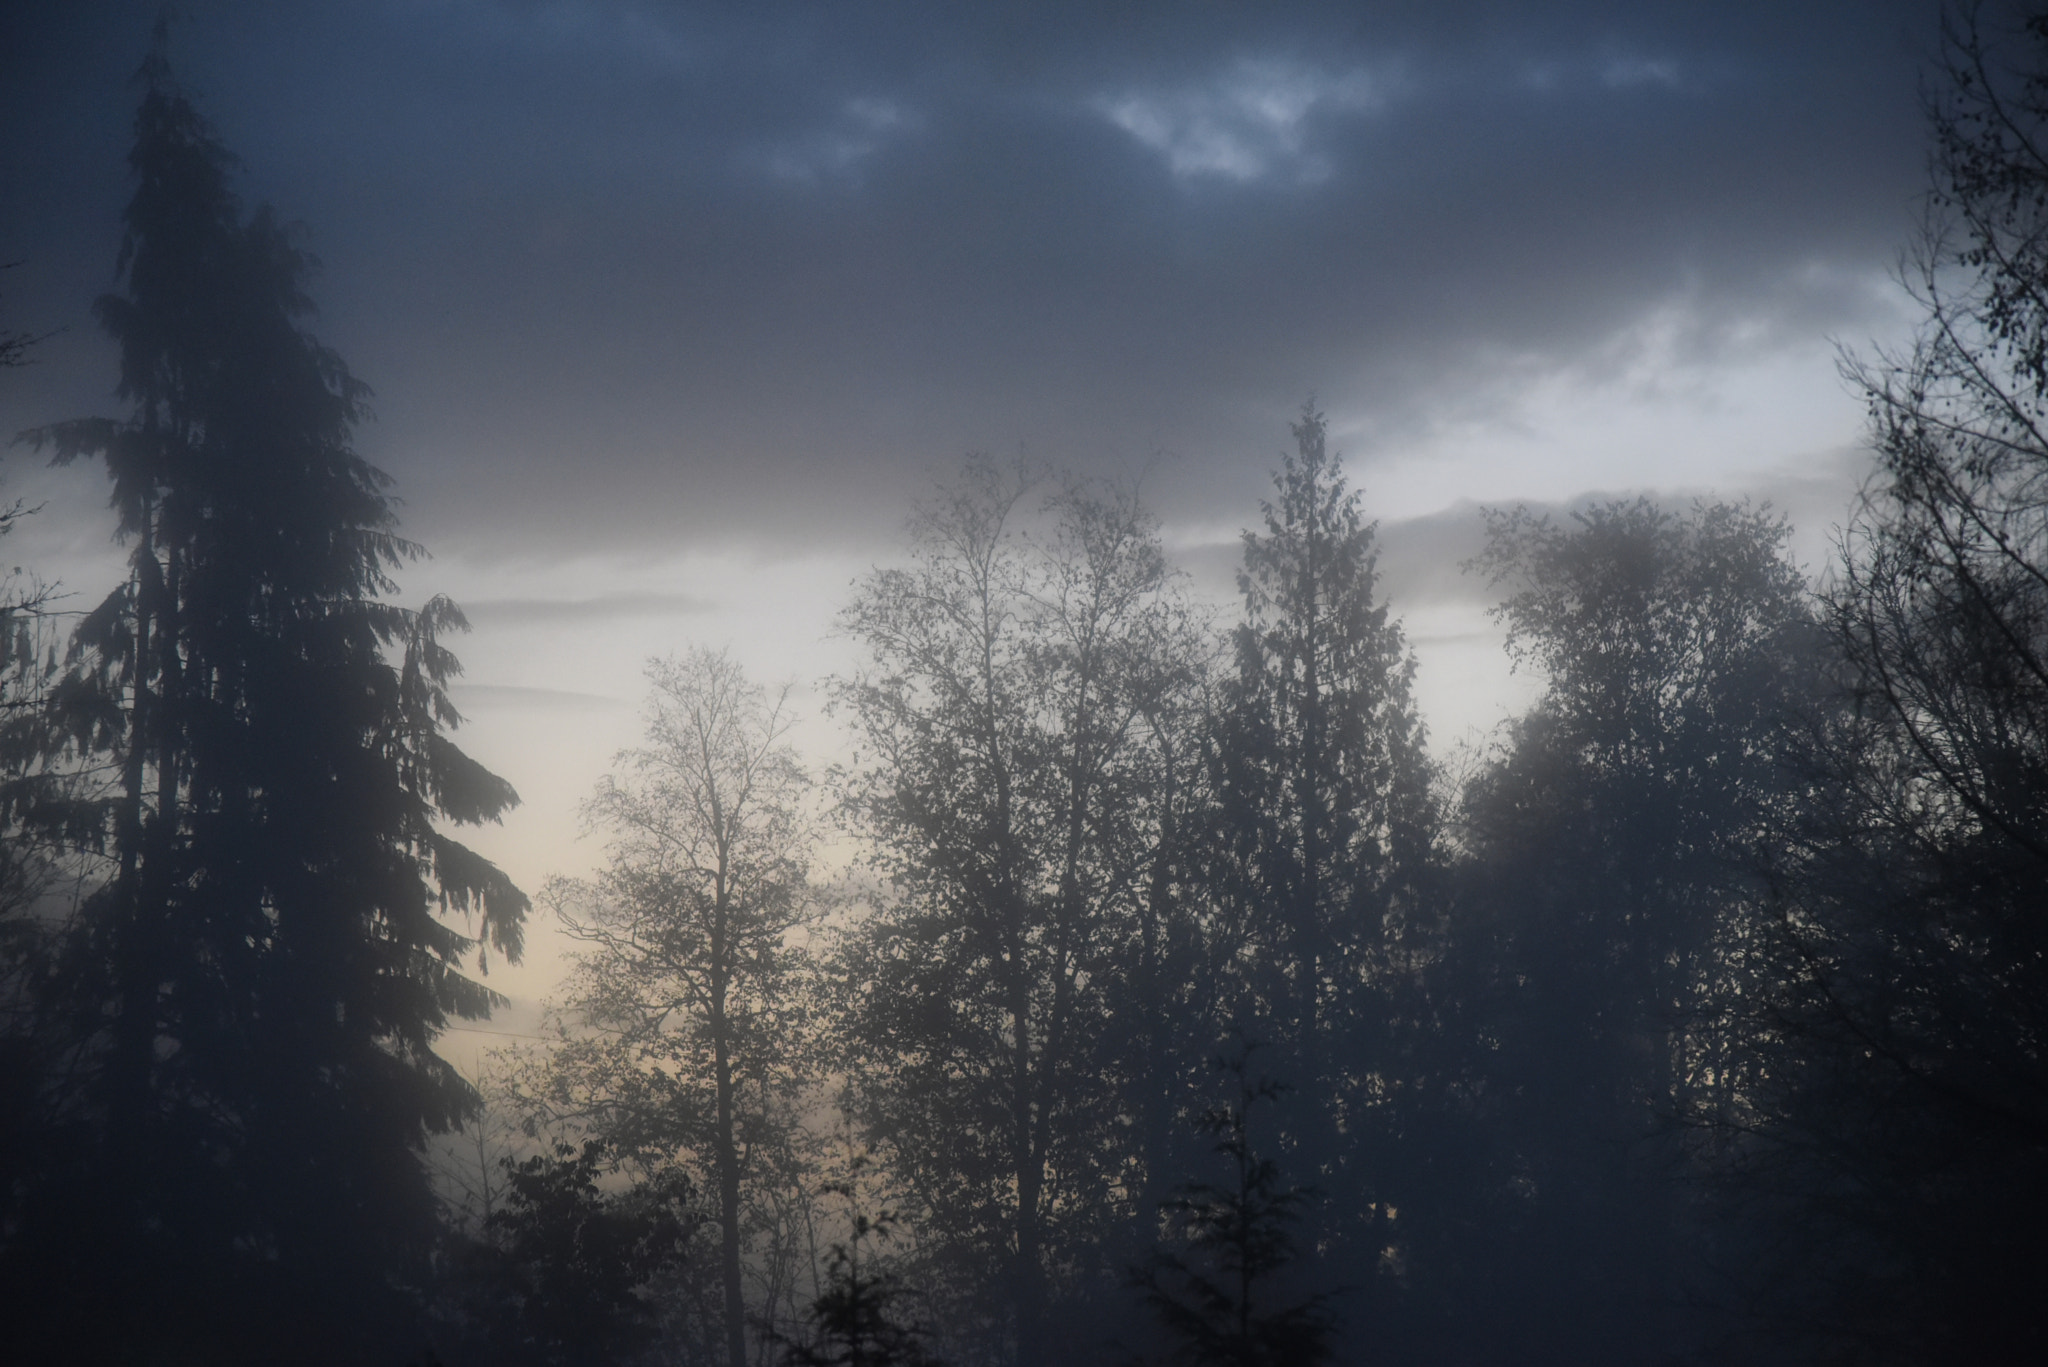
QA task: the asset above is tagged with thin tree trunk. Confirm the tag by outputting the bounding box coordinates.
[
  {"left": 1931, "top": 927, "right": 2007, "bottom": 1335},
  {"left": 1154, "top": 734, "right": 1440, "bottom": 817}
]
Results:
[
  {"left": 1296, "top": 477, "right": 1325, "bottom": 1095},
  {"left": 1011, "top": 953, "right": 1046, "bottom": 1367},
  {"left": 1138, "top": 727, "right": 1177, "bottom": 1221},
  {"left": 108, "top": 513, "right": 163, "bottom": 1212},
  {"left": 714, "top": 959, "right": 748, "bottom": 1367}
]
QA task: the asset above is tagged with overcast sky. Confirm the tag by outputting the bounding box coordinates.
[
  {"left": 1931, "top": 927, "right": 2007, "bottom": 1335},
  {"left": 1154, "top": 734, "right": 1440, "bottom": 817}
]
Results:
[{"left": 0, "top": 0, "right": 1946, "bottom": 1027}]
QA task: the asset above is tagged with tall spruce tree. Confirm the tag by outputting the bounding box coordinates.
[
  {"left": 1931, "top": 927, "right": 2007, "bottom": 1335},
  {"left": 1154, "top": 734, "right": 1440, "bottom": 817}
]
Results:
[
  {"left": 5, "top": 38, "right": 527, "bottom": 1363},
  {"left": 1208, "top": 404, "right": 1437, "bottom": 1284}
]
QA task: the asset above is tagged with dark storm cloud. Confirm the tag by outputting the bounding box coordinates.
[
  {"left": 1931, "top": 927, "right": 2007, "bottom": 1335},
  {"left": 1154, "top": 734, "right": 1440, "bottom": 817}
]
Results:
[{"left": 1, "top": 0, "right": 1935, "bottom": 562}]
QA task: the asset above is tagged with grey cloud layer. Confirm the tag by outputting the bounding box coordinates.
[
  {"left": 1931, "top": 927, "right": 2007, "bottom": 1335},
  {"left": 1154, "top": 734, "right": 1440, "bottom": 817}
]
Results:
[
  {"left": 449, "top": 683, "right": 627, "bottom": 713},
  {"left": 459, "top": 591, "right": 716, "bottom": 625},
  {"left": 2, "top": 0, "right": 1935, "bottom": 561}
]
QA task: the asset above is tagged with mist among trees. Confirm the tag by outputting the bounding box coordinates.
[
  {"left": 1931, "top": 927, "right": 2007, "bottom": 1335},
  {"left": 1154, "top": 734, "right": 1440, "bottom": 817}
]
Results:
[{"left": 2, "top": 8, "right": 2046, "bottom": 1366}]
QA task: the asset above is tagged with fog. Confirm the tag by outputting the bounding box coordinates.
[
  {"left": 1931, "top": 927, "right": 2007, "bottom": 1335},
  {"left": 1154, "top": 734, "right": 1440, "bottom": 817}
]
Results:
[{"left": 7, "top": 4, "right": 2040, "bottom": 1365}]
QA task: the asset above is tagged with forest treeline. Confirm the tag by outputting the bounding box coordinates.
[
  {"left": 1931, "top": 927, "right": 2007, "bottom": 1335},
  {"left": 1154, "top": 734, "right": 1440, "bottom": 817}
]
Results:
[{"left": 3, "top": 12, "right": 2047, "bottom": 1367}]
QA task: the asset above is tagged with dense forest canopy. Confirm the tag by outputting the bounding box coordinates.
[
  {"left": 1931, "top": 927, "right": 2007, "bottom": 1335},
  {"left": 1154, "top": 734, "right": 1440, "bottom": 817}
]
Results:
[{"left": 2, "top": 4, "right": 2045, "bottom": 1365}]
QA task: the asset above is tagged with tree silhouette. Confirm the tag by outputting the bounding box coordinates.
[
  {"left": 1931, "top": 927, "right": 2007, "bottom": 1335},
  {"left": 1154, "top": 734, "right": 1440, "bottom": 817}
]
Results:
[
  {"left": 834, "top": 460, "right": 1199, "bottom": 1367},
  {"left": 778, "top": 1161, "right": 942, "bottom": 1367},
  {"left": 0, "top": 262, "right": 54, "bottom": 375},
  {"left": 535, "top": 647, "right": 818, "bottom": 1367},
  {"left": 0, "top": 427, "right": 74, "bottom": 1267},
  {"left": 1715, "top": 6, "right": 2048, "bottom": 1358},
  {"left": 459, "top": 1140, "right": 699, "bottom": 1367},
  {"left": 1206, "top": 404, "right": 1438, "bottom": 1298},
  {"left": 1433, "top": 498, "right": 1816, "bottom": 1364},
  {"left": 1129, "top": 1045, "right": 1338, "bottom": 1367},
  {"left": 3, "top": 35, "right": 526, "bottom": 1362}
]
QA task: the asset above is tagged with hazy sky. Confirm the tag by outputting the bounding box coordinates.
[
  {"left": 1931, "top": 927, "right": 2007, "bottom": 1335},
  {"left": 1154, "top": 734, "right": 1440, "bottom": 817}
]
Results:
[{"left": 1, "top": 1, "right": 1943, "bottom": 1029}]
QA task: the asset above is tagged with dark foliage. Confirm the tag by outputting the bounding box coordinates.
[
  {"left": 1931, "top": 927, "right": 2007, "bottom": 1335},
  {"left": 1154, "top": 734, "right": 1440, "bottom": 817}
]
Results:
[
  {"left": 450, "top": 1140, "right": 699, "bottom": 1367},
  {"left": 10, "top": 11, "right": 2048, "bottom": 1367},
  {"left": 0, "top": 32, "right": 526, "bottom": 1363},
  {"left": 1203, "top": 403, "right": 1439, "bottom": 1314},
  {"left": 1410, "top": 498, "right": 1817, "bottom": 1365},
  {"left": 778, "top": 1185, "right": 942, "bottom": 1367},
  {"left": 533, "top": 647, "right": 818, "bottom": 1367},
  {"left": 0, "top": 262, "right": 56, "bottom": 375},
  {"left": 833, "top": 461, "right": 1205, "bottom": 1367},
  {"left": 0, "top": 513, "right": 74, "bottom": 1274},
  {"left": 1128, "top": 1047, "right": 1338, "bottom": 1367},
  {"left": 1212, "top": 404, "right": 1438, "bottom": 1058},
  {"left": 1702, "top": 5, "right": 2048, "bottom": 1359}
]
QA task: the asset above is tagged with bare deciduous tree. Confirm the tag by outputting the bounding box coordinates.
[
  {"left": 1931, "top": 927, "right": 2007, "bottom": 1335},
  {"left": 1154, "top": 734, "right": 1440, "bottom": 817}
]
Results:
[{"left": 534, "top": 647, "right": 819, "bottom": 1367}]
